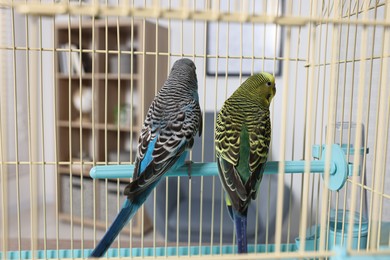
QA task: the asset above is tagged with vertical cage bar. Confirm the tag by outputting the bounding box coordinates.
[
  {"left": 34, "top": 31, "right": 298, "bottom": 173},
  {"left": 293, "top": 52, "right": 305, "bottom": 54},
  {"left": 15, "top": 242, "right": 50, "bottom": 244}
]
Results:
[
  {"left": 10, "top": 1, "right": 22, "bottom": 253},
  {"left": 37, "top": 5, "right": 47, "bottom": 255},
  {"left": 104, "top": 5, "right": 109, "bottom": 253},
  {"left": 0, "top": 5, "right": 9, "bottom": 256},
  {"left": 198, "top": 0, "right": 209, "bottom": 254},
  {"left": 319, "top": 0, "right": 342, "bottom": 252},
  {"left": 348, "top": 0, "right": 370, "bottom": 251},
  {"left": 283, "top": 0, "right": 302, "bottom": 240},
  {"left": 299, "top": 0, "right": 318, "bottom": 252},
  {"left": 357, "top": 0, "right": 381, "bottom": 251},
  {"left": 141, "top": 1, "right": 147, "bottom": 255},
  {"left": 262, "top": 1, "right": 270, "bottom": 251},
  {"left": 164, "top": 0, "right": 172, "bottom": 255},
  {"left": 115, "top": 5, "right": 121, "bottom": 255},
  {"left": 153, "top": 0, "right": 160, "bottom": 255},
  {"left": 336, "top": 1, "right": 356, "bottom": 248},
  {"left": 128, "top": 1, "right": 135, "bottom": 254},
  {"left": 213, "top": 0, "right": 221, "bottom": 252},
  {"left": 275, "top": 0, "right": 292, "bottom": 252},
  {"left": 66, "top": 12, "right": 74, "bottom": 254},
  {"left": 316, "top": 0, "right": 330, "bottom": 250},
  {"left": 175, "top": 1, "right": 185, "bottom": 253},
  {"left": 252, "top": 0, "right": 259, "bottom": 250},
  {"left": 91, "top": 4, "right": 97, "bottom": 249},
  {"left": 77, "top": 4, "right": 85, "bottom": 255},
  {"left": 52, "top": 1, "right": 60, "bottom": 253},
  {"left": 25, "top": 9, "right": 40, "bottom": 256}
]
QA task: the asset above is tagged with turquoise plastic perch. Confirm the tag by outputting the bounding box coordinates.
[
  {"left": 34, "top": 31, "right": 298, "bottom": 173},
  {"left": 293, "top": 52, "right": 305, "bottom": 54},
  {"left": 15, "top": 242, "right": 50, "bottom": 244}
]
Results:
[{"left": 90, "top": 144, "right": 361, "bottom": 191}]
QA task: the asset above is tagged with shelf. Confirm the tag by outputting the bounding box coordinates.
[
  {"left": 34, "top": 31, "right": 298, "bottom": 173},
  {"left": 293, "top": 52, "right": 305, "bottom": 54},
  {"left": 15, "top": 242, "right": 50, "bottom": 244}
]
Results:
[
  {"left": 57, "top": 73, "right": 140, "bottom": 81},
  {"left": 97, "top": 73, "right": 140, "bottom": 80},
  {"left": 56, "top": 18, "right": 168, "bottom": 236},
  {"left": 57, "top": 120, "right": 94, "bottom": 129},
  {"left": 100, "top": 123, "right": 139, "bottom": 132},
  {"left": 57, "top": 120, "right": 139, "bottom": 132},
  {"left": 57, "top": 73, "right": 93, "bottom": 80}
]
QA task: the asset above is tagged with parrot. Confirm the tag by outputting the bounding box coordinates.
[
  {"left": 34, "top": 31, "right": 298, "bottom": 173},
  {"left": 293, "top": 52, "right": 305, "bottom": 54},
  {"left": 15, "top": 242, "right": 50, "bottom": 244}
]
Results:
[
  {"left": 90, "top": 58, "right": 202, "bottom": 257},
  {"left": 215, "top": 72, "right": 276, "bottom": 254}
]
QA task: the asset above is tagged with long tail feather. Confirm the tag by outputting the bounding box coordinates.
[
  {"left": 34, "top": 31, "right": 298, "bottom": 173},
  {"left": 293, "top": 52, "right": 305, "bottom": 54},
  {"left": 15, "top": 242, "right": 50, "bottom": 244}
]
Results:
[
  {"left": 90, "top": 176, "right": 161, "bottom": 258},
  {"left": 90, "top": 178, "right": 160, "bottom": 258},
  {"left": 90, "top": 199, "right": 139, "bottom": 257},
  {"left": 234, "top": 212, "right": 248, "bottom": 254}
]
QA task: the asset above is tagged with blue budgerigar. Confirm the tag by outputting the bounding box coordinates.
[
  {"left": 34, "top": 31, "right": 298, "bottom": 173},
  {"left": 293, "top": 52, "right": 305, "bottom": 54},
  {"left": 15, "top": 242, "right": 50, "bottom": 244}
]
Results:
[
  {"left": 90, "top": 58, "right": 202, "bottom": 257},
  {"left": 215, "top": 72, "right": 276, "bottom": 253}
]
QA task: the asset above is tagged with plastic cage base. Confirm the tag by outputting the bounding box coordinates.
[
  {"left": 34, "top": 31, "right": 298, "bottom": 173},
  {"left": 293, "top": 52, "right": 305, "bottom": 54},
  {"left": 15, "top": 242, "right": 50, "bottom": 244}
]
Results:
[{"left": 2, "top": 244, "right": 296, "bottom": 259}]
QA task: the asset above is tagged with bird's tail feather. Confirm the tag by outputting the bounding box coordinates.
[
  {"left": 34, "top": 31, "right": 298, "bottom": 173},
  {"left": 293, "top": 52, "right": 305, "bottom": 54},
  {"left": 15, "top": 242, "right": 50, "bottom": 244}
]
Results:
[
  {"left": 234, "top": 212, "right": 248, "bottom": 254},
  {"left": 90, "top": 199, "right": 140, "bottom": 257},
  {"left": 90, "top": 177, "right": 161, "bottom": 258}
]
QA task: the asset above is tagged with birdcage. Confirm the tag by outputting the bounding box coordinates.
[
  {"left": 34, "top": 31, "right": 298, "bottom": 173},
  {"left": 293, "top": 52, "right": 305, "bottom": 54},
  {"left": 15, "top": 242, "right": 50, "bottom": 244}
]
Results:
[{"left": 0, "top": 0, "right": 390, "bottom": 259}]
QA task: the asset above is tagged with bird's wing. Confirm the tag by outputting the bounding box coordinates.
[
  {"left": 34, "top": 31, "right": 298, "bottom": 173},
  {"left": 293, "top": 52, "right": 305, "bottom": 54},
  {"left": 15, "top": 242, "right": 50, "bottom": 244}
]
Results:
[
  {"left": 125, "top": 100, "right": 201, "bottom": 200},
  {"left": 215, "top": 103, "right": 249, "bottom": 213},
  {"left": 246, "top": 111, "right": 271, "bottom": 199},
  {"left": 216, "top": 105, "right": 270, "bottom": 213}
]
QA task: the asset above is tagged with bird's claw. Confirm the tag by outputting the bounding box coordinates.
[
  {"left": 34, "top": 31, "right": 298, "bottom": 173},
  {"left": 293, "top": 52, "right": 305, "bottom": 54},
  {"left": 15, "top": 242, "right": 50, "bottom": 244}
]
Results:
[{"left": 185, "top": 160, "right": 192, "bottom": 179}]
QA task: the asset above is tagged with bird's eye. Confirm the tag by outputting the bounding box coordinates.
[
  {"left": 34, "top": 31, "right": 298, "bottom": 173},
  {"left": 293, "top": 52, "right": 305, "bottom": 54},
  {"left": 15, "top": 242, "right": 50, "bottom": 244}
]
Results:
[{"left": 267, "top": 82, "right": 272, "bottom": 87}]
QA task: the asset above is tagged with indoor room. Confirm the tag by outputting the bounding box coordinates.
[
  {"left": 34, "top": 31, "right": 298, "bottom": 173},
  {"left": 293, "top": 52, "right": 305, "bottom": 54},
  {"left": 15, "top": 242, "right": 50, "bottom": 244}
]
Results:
[{"left": 0, "top": 0, "right": 390, "bottom": 259}]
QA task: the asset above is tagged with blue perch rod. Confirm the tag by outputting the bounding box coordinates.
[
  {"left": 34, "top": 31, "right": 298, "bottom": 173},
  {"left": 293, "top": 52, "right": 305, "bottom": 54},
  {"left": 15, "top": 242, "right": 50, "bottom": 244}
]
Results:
[
  {"left": 90, "top": 145, "right": 359, "bottom": 191},
  {"left": 90, "top": 160, "right": 335, "bottom": 180}
]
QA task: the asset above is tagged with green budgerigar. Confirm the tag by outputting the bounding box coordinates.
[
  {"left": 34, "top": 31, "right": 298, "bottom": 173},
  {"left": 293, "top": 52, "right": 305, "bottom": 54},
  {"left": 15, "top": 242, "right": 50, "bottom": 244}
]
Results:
[{"left": 215, "top": 72, "right": 276, "bottom": 253}]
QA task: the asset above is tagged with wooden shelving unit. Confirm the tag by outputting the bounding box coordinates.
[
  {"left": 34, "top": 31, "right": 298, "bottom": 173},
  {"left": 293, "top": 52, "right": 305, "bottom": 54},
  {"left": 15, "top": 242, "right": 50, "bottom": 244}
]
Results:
[{"left": 55, "top": 18, "right": 168, "bottom": 235}]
